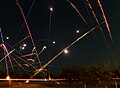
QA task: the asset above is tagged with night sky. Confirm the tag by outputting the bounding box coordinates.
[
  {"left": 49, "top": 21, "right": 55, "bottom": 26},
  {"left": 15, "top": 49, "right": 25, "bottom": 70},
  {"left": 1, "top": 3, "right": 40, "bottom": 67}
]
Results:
[{"left": 0, "top": 0, "right": 120, "bottom": 76}]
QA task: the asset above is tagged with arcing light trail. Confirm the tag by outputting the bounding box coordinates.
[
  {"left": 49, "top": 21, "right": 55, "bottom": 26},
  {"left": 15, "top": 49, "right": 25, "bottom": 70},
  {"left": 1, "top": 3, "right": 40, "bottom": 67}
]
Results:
[
  {"left": 15, "top": 0, "right": 36, "bottom": 41},
  {"left": 0, "top": 28, "right": 15, "bottom": 76},
  {"left": 0, "top": 49, "right": 15, "bottom": 63},
  {"left": 85, "top": 0, "right": 111, "bottom": 50},
  {"left": 0, "top": 28, "right": 9, "bottom": 75},
  {"left": 16, "top": 0, "right": 41, "bottom": 67},
  {"left": 97, "top": 0, "right": 113, "bottom": 42},
  {"left": 83, "top": 0, "right": 93, "bottom": 27},
  {"left": 13, "top": 54, "right": 37, "bottom": 69},
  {"left": 1, "top": 41, "right": 46, "bottom": 72},
  {"left": 13, "top": 36, "right": 30, "bottom": 48},
  {"left": 66, "top": 0, "right": 90, "bottom": 28},
  {"left": 10, "top": 56, "right": 26, "bottom": 71}
]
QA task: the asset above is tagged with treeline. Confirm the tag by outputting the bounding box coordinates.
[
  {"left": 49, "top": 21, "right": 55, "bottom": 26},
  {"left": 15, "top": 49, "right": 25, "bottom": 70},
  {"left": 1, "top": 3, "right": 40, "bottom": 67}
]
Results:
[
  {"left": 1, "top": 64, "right": 120, "bottom": 88},
  {"left": 58, "top": 64, "right": 120, "bottom": 88}
]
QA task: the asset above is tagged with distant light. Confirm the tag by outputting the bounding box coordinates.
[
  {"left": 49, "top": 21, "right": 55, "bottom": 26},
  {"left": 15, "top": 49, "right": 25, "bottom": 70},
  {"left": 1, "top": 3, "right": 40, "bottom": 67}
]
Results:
[
  {"left": 50, "top": 7, "right": 53, "bottom": 11},
  {"left": 64, "top": 49, "right": 68, "bottom": 54},
  {"left": 52, "top": 41, "right": 55, "bottom": 44},
  {"left": 23, "top": 44, "right": 27, "bottom": 47},
  {"left": 21, "top": 47, "right": 25, "bottom": 50},
  {"left": 76, "top": 30, "right": 79, "bottom": 33},
  {"left": 6, "top": 37, "right": 9, "bottom": 40}
]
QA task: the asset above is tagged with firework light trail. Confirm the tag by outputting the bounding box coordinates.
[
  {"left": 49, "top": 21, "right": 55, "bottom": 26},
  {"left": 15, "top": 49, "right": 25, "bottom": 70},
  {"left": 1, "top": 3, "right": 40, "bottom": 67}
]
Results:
[
  {"left": 97, "top": 0, "right": 113, "bottom": 41},
  {"left": 0, "top": 28, "right": 15, "bottom": 76},
  {"left": 15, "top": 0, "right": 36, "bottom": 41},
  {"left": 16, "top": 0, "right": 41, "bottom": 67},
  {"left": 20, "top": 53, "right": 36, "bottom": 57},
  {"left": 0, "top": 28, "right": 9, "bottom": 75},
  {"left": 85, "top": 0, "right": 111, "bottom": 49},
  {"left": 13, "top": 36, "right": 30, "bottom": 48},
  {"left": 10, "top": 55, "right": 26, "bottom": 71},
  {"left": 83, "top": 0, "right": 93, "bottom": 27},
  {"left": 66, "top": 0, "right": 90, "bottom": 28},
  {"left": 13, "top": 54, "right": 37, "bottom": 69},
  {"left": 34, "top": 46, "right": 47, "bottom": 61},
  {"left": 4, "top": 41, "right": 38, "bottom": 70},
  {"left": 2, "top": 45, "right": 15, "bottom": 72},
  {"left": 0, "top": 48, "right": 15, "bottom": 63}
]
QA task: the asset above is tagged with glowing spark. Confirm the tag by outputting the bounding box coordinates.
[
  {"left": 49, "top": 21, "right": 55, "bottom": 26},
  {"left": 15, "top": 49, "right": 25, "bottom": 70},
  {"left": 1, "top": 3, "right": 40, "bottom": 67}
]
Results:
[
  {"left": 21, "top": 47, "right": 25, "bottom": 50},
  {"left": 56, "top": 82, "right": 60, "bottom": 84},
  {"left": 43, "top": 46, "right": 47, "bottom": 49},
  {"left": 64, "top": 49, "right": 68, "bottom": 54},
  {"left": 23, "top": 44, "right": 27, "bottom": 47},
  {"left": 76, "top": 30, "right": 79, "bottom": 33},
  {"left": 6, "top": 37, "right": 9, "bottom": 40},
  {"left": 6, "top": 75, "right": 10, "bottom": 80},
  {"left": 50, "top": 7, "right": 53, "bottom": 12},
  {"left": 52, "top": 41, "right": 55, "bottom": 44},
  {"left": 26, "top": 80, "right": 29, "bottom": 83}
]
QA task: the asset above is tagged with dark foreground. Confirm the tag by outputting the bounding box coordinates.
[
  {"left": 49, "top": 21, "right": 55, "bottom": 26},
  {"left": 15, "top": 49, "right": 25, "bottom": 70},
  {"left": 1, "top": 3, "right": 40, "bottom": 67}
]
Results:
[{"left": 0, "top": 80, "right": 119, "bottom": 88}]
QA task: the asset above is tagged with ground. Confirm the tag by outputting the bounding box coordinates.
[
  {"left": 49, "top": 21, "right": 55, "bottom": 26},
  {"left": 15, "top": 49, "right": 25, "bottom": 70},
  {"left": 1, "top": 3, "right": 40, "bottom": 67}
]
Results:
[{"left": 0, "top": 81, "right": 118, "bottom": 88}]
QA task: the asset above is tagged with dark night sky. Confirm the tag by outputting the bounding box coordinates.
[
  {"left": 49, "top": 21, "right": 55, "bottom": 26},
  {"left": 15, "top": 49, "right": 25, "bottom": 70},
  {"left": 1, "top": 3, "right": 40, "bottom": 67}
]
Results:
[{"left": 0, "top": 0, "right": 120, "bottom": 76}]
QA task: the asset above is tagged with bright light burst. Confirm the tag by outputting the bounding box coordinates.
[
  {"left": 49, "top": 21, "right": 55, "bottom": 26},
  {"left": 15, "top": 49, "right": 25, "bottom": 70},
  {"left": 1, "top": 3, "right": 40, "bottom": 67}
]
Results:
[
  {"left": 6, "top": 75, "right": 10, "bottom": 80},
  {"left": 64, "top": 49, "right": 69, "bottom": 54}
]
